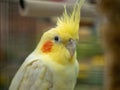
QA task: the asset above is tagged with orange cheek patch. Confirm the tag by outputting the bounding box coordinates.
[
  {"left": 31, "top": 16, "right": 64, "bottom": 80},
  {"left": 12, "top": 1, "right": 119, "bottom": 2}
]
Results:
[{"left": 41, "top": 40, "right": 53, "bottom": 53}]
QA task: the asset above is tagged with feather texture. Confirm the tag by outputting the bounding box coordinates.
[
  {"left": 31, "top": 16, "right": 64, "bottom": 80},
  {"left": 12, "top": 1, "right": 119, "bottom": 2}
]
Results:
[{"left": 57, "top": 0, "right": 85, "bottom": 40}]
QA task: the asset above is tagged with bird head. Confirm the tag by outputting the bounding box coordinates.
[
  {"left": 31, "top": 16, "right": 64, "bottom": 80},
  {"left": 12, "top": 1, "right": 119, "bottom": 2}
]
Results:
[{"left": 34, "top": 0, "right": 85, "bottom": 65}]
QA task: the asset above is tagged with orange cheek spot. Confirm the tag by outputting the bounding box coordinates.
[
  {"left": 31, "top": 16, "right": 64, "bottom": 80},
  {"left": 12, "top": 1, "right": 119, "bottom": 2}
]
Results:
[{"left": 41, "top": 40, "right": 53, "bottom": 53}]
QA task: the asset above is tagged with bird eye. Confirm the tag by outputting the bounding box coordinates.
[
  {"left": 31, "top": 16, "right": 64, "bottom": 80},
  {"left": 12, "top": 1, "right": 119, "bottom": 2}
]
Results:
[{"left": 54, "top": 36, "right": 59, "bottom": 42}]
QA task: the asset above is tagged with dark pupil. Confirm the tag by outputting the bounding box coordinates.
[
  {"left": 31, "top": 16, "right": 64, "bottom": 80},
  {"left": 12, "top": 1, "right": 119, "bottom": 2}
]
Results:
[{"left": 54, "top": 36, "right": 59, "bottom": 41}]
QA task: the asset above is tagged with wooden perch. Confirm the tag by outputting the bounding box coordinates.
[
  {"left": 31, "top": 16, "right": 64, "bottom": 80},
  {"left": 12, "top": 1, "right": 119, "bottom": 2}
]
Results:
[
  {"left": 19, "top": 0, "right": 96, "bottom": 18},
  {"left": 19, "top": 0, "right": 66, "bottom": 17}
]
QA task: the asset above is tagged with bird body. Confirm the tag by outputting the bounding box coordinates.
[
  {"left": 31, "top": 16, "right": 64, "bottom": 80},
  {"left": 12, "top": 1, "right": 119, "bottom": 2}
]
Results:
[
  {"left": 10, "top": 52, "right": 79, "bottom": 90},
  {"left": 9, "top": 0, "right": 85, "bottom": 90}
]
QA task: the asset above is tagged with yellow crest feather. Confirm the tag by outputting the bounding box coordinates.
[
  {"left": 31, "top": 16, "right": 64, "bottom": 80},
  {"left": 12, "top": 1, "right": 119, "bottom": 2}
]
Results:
[{"left": 57, "top": 0, "right": 85, "bottom": 39}]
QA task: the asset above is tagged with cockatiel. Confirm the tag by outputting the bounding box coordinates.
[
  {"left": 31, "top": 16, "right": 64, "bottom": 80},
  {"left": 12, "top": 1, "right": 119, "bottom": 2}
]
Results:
[{"left": 9, "top": 0, "right": 85, "bottom": 90}]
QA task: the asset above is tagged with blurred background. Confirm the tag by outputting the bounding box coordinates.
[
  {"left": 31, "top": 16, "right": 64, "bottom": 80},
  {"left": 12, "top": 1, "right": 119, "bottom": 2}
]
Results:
[{"left": 0, "top": 0, "right": 104, "bottom": 90}]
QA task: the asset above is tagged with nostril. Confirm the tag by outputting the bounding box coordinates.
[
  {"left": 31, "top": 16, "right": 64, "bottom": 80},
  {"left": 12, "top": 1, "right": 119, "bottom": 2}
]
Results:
[
  {"left": 68, "top": 38, "right": 72, "bottom": 42},
  {"left": 69, "top": 38, "right": 72, "bottom": 42}
]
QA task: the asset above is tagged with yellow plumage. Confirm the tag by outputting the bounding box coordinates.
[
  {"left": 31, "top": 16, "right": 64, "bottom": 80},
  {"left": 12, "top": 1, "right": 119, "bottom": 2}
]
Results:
[
  {"left": 9, "top": 0, "right": 85, "bottom": 90},
  {"left": 57, "top": 0, "right": 85, "bottom": 40}
]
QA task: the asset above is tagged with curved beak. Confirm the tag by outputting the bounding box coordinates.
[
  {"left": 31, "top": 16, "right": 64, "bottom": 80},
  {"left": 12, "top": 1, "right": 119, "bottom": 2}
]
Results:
[{"left": 66, "top": 39, "right": 76, "bottom": 57}]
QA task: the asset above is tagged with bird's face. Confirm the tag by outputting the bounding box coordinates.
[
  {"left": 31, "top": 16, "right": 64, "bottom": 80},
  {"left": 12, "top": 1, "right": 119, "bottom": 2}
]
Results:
[{"left": 35, "top": 28, "right": 77, "bottom": 65}]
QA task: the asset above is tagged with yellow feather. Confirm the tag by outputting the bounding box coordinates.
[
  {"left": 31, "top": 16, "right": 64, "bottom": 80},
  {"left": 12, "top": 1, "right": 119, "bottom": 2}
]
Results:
[{"left": 57, "top": 0, "right": 85, "bottom": 40}]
